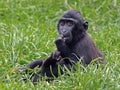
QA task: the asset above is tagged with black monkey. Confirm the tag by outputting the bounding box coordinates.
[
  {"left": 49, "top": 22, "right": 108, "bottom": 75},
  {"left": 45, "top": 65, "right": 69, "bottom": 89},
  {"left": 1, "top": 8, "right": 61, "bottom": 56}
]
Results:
[
  {"left": 55, "top": 10, "right": 104, "bottom": 65},
  {"left": 21, "top": 10, "right": 105, "bottom": 83}
]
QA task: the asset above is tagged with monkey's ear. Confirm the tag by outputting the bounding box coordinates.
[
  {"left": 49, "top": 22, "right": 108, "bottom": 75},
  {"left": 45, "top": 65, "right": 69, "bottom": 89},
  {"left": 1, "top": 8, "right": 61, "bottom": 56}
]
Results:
[{"left": 83, "top": 21, "right": 88, "bottom": 30}]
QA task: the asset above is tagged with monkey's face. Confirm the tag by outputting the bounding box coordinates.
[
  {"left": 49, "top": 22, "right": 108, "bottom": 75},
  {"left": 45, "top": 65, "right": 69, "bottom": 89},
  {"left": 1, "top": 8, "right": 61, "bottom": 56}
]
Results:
[
  {"left": 57, "top": 10, "right": 89, "bottom": 44},
  {"left": 58, "top": 18, "right": 76, "bottom": 43}
]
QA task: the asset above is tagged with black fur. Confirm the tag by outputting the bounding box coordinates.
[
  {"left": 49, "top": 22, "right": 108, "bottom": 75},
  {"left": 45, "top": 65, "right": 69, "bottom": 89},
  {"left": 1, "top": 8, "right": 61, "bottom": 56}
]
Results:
[{"left": 21, "top": 10, "right": 105, "bottom": 83}]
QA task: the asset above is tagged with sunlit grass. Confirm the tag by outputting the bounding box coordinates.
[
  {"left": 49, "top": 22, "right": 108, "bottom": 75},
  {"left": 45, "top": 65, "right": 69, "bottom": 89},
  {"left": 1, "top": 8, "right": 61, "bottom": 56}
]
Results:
[{"left": 0, "top": 0, "right": 120, "bottom": 90}]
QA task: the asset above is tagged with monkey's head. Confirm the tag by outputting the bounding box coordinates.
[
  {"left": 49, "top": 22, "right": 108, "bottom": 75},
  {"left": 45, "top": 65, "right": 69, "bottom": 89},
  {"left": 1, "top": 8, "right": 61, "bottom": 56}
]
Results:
[{"left": 57, "top": 10, "right": 88, "bottom": 43}]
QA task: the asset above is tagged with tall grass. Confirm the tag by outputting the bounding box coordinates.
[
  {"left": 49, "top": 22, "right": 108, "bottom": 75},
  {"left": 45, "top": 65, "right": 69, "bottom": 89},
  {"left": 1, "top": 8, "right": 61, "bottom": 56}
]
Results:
[{"left": 0, "top": 0, "right": 120, "bottom": 90}]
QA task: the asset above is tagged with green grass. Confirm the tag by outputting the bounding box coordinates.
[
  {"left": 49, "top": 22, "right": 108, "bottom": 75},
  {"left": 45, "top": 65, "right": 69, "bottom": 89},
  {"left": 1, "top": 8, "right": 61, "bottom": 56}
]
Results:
[{"left": 0, "top": 0, "right": 120, "bottom": 90}]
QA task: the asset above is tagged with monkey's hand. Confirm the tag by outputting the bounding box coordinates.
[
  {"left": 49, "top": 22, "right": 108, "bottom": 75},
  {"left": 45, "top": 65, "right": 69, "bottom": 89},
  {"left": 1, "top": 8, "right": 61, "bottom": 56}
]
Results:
[
  {"left": 55, "top": 36, "right": 71, "bottom": 57},
  {"left": 51, "top": 51, "right": 62, "bottom": 61},
  {"left": 43, "top": 51, "right": 61, "bottom": 67},
  {"left": 55, "top": 36, "right": 66, "bottom": 51}
]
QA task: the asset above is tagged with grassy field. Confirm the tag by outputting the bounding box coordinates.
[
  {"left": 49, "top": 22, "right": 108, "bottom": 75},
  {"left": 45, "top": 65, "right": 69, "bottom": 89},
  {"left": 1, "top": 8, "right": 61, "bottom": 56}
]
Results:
[{"left": 0, "top": 0, "right": 120, "bottom": 90}]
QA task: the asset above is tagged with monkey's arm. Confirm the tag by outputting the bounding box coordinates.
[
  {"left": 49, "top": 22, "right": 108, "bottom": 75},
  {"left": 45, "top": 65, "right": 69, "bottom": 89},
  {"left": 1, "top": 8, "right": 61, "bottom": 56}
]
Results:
[{"left": 55, "top": 37, "right": 71, "bottom": 57}]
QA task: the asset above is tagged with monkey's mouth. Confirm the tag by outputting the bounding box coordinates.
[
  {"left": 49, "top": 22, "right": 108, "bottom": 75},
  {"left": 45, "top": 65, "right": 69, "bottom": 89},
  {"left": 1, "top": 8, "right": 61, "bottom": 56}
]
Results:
[{"left": 64, "top": 37, "right": 72, "bottom": 43}]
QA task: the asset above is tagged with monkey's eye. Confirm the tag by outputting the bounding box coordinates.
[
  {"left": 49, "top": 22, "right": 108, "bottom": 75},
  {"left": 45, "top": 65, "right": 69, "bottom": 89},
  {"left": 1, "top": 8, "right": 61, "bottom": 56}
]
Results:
[
  {"left": 60, "top": 21, "right": 65, "bottom": 26},
  {"left": 67, "top": 21, "right": 74, "bottom": 26}
]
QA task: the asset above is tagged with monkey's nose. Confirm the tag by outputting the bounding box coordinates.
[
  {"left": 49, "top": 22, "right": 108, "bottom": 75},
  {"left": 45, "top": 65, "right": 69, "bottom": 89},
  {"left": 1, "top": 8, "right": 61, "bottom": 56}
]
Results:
[{"left": 62, "top": 29, "right": 67, "bottom": 33}]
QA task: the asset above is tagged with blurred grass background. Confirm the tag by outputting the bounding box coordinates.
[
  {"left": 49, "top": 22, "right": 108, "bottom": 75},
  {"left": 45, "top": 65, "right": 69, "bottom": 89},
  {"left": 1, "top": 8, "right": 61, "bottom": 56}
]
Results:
[{"left": 0, "top": 0, "right": 120, "bottom": 90}]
